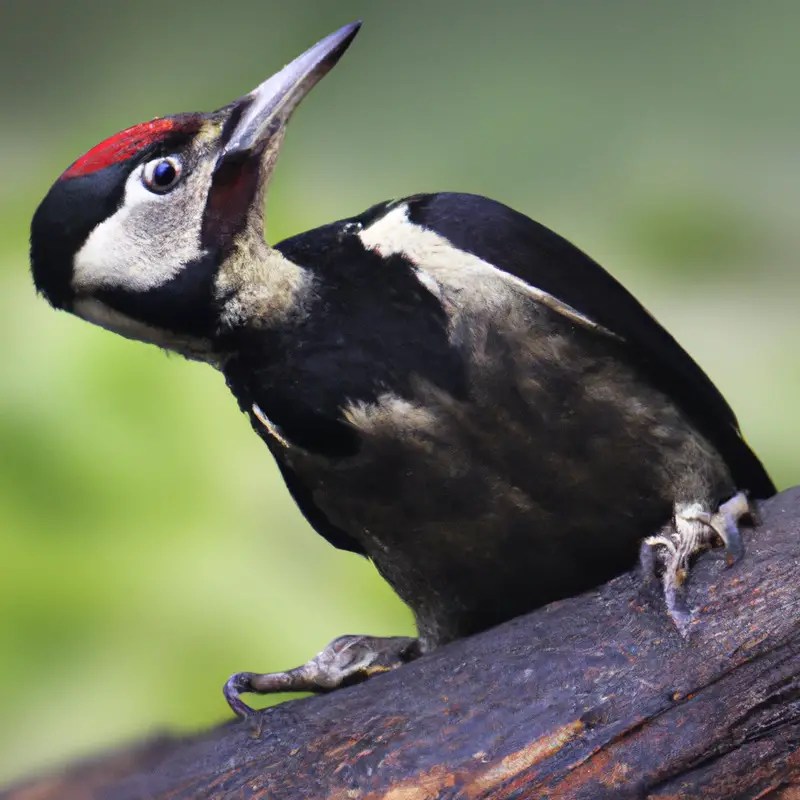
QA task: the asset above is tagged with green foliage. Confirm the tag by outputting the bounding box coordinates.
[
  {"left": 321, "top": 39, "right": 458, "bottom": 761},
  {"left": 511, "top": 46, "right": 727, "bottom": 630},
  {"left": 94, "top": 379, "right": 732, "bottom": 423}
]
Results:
[{"left": 623, "top": 191, "right": 775, "bottom": 278}]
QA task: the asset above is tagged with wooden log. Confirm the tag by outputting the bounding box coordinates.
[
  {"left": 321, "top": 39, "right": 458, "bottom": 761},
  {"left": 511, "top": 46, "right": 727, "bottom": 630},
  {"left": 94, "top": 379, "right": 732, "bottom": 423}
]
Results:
[{"left": 4, "top": 488, "right": 800, "bottom": 799}]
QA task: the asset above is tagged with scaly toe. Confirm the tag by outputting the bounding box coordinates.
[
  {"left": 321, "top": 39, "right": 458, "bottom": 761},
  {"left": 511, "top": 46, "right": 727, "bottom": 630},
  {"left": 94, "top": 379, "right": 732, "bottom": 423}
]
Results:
[
  {"left": 224, "top": 634, "right": 420, "bottom": 718},
  {"left": 707, "top": 491, "right": 751, "bottom": 565}
]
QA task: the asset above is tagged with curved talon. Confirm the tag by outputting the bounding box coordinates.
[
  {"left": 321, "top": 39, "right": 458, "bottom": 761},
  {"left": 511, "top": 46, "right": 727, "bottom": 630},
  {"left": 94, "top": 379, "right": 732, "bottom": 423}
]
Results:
[
  {"left": 665, "top": 589, "right": 695, "bottom": 636},
  {"left": 709, "top": 511, "right": 744, "bottom": 564},
  {"left": 641, "top": 491, "right": 753, "bottom": 631},
  {"left": 224, "top": 672, "right": 260, "bottom": 718},
  {"left": 708, "top": 491, "right": 750, "bottom": 565},
  {"left": 224, "top": 635, "right": 420, "bottom": 718}
]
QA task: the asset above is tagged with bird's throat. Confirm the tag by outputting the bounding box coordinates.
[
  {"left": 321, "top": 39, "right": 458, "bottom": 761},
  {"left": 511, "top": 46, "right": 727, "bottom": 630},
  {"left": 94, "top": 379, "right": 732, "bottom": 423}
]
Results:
[{"left": 214, "top": 236, "right": 314, "bottom": 332}]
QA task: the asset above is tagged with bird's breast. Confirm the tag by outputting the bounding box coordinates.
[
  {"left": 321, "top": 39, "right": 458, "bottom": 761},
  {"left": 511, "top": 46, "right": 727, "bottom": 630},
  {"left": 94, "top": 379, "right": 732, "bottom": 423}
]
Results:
[
  {"left": 261, "top": 327, "right": 732, "bottom": 647},
  {"left": 228, "top": 293, "right": 734, "bottom": 648}
]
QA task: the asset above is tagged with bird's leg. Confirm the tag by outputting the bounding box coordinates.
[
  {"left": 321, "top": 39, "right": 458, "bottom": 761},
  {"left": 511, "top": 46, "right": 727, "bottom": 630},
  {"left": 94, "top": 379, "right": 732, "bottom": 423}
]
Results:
[
  {"left": 224, "top": 634, "right": 420, "bottom": 717},
  {"left": 641, "top": 491, "right": 753, "bottom": 633}
]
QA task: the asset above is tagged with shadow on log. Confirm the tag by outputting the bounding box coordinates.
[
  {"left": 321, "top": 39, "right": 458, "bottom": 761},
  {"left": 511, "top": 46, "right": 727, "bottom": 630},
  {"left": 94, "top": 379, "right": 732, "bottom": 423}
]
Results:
[{"left": 4, "top": 489, "right": 800, "bottom": 799}]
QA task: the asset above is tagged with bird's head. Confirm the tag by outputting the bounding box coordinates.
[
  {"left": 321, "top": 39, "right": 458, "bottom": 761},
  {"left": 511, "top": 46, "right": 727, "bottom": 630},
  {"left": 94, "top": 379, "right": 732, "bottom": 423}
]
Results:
[{"left": 30, "top": 22, "right": 360, "bottom": 359}]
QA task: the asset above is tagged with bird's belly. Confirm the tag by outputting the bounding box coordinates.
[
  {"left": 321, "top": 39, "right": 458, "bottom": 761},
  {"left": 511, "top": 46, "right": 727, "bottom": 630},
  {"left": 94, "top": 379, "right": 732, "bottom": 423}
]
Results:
[{"left": 281, "top": 373, "right": 732, "bottom": 649}]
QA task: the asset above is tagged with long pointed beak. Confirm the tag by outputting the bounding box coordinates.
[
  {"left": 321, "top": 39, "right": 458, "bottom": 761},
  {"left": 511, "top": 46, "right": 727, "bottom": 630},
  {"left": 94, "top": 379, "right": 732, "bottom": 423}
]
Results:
[{"left": 221, "top": 21, "right": 361, "bottom": 160}]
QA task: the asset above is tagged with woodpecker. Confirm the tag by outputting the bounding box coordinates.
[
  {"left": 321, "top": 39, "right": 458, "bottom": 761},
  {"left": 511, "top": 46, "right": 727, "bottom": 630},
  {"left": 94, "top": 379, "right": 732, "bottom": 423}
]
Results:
[{"left": 30, "top": 22, "right": 775, "bottom": 717}]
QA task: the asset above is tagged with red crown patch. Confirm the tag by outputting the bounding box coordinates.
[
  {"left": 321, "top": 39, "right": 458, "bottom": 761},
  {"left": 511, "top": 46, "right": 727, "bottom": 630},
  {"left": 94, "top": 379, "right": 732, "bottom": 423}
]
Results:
[{"left": 61, "top": 117, "right": 196, "bottom": 180}]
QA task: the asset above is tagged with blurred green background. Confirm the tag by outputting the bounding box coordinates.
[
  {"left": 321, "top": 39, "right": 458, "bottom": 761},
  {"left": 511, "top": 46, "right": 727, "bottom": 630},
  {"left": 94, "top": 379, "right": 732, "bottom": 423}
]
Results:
[{"left": 2, "top": 0, "right": 799, "bottom": 785}]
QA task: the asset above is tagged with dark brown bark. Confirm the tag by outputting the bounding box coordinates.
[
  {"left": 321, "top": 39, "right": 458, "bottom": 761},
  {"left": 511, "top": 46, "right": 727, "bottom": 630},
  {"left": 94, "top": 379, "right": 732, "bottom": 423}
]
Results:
[{"left": 4, "top": 488, "right": 800, "bottom": 800}]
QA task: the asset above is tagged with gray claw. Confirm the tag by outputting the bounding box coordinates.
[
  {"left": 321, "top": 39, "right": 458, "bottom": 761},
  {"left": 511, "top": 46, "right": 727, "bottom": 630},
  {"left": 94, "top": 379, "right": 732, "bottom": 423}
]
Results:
[
  {"left": 641, "top": 491, "right": 753, "bottom": 632},
  {"left": 707, "top": 492, "right": 751, "bottom": 565},
  {"left": 225, "top": 634, "right": 420, "bottom": 718}
]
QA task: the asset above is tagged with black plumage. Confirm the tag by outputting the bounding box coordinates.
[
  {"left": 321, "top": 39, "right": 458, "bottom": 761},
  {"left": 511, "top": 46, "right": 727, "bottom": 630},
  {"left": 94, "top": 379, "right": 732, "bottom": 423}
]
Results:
[
  {"left": 219, "top": 192, "right": 773, "bottom": 648},
  {"left": 28, "top": 22, "right": 774, "bottom": 715},
  {"left": 405, "top": 194, "right": 774, "bottom": 499}
]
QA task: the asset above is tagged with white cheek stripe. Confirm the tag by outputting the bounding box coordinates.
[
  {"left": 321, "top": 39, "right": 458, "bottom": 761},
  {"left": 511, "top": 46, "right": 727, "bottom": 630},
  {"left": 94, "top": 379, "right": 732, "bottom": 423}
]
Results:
[
  {"left": 71, "top": 160, "right": 208, "bottom": 296},
  {"left": 358, "top": 204, "right": 615, "bottom": 337}
]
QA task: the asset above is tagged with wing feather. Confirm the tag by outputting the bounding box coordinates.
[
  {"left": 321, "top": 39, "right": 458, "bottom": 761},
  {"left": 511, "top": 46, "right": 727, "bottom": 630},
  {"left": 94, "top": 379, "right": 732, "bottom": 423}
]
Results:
[{"left": 402, "top": 193, "right": 774, "bottom": 498}]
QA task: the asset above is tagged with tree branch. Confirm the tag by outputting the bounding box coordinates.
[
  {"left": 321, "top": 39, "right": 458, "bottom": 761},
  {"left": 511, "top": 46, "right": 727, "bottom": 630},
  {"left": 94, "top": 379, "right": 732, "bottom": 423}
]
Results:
[{"left": 4, "top": 489, "right": 800, "bottom": 799}]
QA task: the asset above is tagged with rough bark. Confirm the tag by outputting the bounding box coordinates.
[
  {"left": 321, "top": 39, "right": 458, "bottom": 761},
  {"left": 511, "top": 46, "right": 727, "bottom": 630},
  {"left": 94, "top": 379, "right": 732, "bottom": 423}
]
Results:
[{"left": 4, "top": 488, "right": 800, "bottom": 800}]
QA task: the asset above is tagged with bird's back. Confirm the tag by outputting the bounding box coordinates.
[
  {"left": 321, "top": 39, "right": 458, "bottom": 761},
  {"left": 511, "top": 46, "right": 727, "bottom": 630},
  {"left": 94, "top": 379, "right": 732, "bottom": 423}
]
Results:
[
  {"left": 224, "top": 192, "right": 775, "bottom": 647},
  {"left": 384, "top": 193, "right": 774, "bottom": 500}
]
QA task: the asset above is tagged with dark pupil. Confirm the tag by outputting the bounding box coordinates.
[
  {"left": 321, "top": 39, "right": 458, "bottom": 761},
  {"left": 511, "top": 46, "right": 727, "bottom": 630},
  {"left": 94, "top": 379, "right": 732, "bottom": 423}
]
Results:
[{"left": 153, "top": 160, "right": 176, "bottom": 186}]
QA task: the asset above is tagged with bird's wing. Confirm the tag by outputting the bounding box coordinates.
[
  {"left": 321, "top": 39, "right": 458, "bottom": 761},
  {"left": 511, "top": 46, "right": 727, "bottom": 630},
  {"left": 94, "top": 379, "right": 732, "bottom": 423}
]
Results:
[
  {"left": 273, "top": 454, "right": 367, "bottom": 555},
  {"left": 362, "top": 192, "right": 774, "bottom": 498}
]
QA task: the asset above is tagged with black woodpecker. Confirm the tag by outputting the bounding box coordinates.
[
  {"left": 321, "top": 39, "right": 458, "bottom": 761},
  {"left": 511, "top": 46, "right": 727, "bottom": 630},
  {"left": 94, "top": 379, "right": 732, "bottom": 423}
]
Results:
[{"left": 29, "top": 22, "right": 775, "bottom": 716}]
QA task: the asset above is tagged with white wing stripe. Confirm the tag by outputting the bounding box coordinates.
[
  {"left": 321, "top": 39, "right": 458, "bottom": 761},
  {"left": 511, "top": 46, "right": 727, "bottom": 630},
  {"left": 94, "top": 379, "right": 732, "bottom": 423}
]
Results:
[{"left": 358, "top": 204, "right": 616, "bottom": 337}]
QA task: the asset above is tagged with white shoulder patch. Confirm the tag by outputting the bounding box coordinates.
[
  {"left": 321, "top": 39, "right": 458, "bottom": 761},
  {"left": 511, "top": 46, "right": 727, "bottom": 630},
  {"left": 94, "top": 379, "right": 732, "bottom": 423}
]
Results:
[{"left": 358, "top": 203, "right": 616, "bottom": 337}]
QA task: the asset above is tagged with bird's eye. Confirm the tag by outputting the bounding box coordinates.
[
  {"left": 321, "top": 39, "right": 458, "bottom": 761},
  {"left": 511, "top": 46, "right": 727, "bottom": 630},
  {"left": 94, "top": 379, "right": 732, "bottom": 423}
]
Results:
[{"left": 142, "top": 157, "right": 182, "bottom": 193}]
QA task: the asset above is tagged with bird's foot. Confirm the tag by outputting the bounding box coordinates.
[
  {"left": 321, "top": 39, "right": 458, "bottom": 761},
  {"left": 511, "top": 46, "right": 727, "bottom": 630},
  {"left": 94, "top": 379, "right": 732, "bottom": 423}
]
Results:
[
  {"left": 224, "top": 634, "right": 420, "bottom": 717},
  {"left": 640, "top": 491, "right": 754, "bottom": 634}
]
